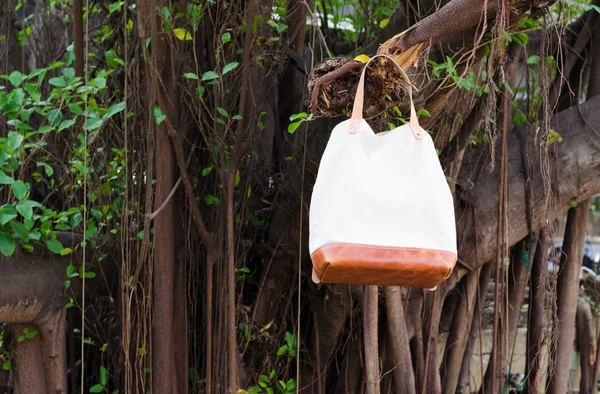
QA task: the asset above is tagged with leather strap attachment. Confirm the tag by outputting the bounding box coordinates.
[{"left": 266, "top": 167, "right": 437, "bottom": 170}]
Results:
[{"left": 348, "top": 54, "right": 422, "bottom": 140}]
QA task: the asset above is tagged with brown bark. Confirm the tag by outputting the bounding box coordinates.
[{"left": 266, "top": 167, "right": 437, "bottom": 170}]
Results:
[
  {"left": 457, "top": 261, "right": 494, "bottom": 393},
  {"left": 151, "top": 87, "right": 177, "bottom": 394},
  {"left": 392, "top": 0, "right": 497, "bottom": 51},
  {"left": 12, "top": 324, "right": 46, "bottom": 394},
  {"left": 456, "top": 94, "right": 600, "bottom": 273},
  {"left": 593, "top": 328, "right": 600, "bottom": 394},
  {"left": 71, "top": 0, "right": 83, "bottom": 78},
  {"left": 364, "top": 286, "right": 380, "bottom": 394},
  {"left": 441, "top": 268, "right": 480, "bottom": 394},
  {"left": 576, "top": 298, "right": 594, "bottom": 394},
  {"left": 38, "top": 308, "right": 67, "bottom": 394},
  {"left": 421, "top": 276, "right": 458, "bottom": 394},
  {"left": 384, "top": 286, "right": 416, "bottom": 394},
  {"left": 526, "top": 231, "right": 549, "bottom": 394},
  {"left": 333, "top": 332, "right": 364, "bottom": 394},
  {"left": 547, "top": 199, "right": 591, "bottom": 394},
  {"left": 136, "top": 0, "right": 183, "bottom": 387},
  {"left": 589, "top": 17, "right": 600, "bottom": 97}
]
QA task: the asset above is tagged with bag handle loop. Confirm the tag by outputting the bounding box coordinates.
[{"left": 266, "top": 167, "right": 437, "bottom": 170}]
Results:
[{"left": 348, "top": 54, "right": 422, "bottom": 140}]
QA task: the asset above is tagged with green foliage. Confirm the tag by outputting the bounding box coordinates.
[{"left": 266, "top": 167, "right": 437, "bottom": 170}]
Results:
[
  {"left": 315, "top": 0, "right": 400, "bottom": 49},
  {"left": 288, "top": 112, "right": 313, "bottom": 134},
  {"left": 0, "top": 52, "right": 127, "bottom": 258},
  {"left": 276, "top": 332, "right": 297, "bottom": 358},
  {"left": 246, "top": 369, "right": 297, "bottom": 394}
]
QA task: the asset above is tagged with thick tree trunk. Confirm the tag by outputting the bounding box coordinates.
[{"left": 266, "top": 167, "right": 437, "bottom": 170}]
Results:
[
  {"left": 547, "top": 200, "right": 591, "bottom": 394},
  {"left": 135, "top": 0, "right": 184, "bottom": 387},
  {"left": 456, "top": 95, "right": 600, "bottom": 274}
]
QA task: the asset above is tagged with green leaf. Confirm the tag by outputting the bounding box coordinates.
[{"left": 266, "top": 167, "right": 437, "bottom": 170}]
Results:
[
  {"left": 8, "top": 132, "right": 24, "bottom": 151},
  {"left": 84, "top": 117, "right": 103, "bottom": 131},
  {"left": 0, "top": 207, "right": 17, "bottom": 225},
  {"left": 11, "top": 181, "right": 27, "bottom": 200},
  {"left": 58, "top": 119, "right": 77, "bottom": 132},
  {"left": 109, "top": 1, "right": 124, "bottom": 13},
  {"left": 527, "top": 55, "right": 540, "bottom": 65},
  {"left": 67, "top": 264, "right": 76, "bottom": 278},
  {"left": 183, "top": 72, "right": 199, "bottom": 80},
  {"left": 154, "top": 106, "right": 166, "bottom": 125},
  {"left": 47, "top": 109, "right": 63, "bottom": 126},
  {"left": 222, "top": 32, "right": 231, "bottom": 44},
  {"left": 286, "top": 379, "right": 296, "bottom": 392},
  {"left": 89, "top": 384, "right": 104, "bottom": 393},
  {"left": 232, "top": 114, "right": 242, "bottom": 120},
  {"left": 289, "top": 112, "right": 307, "bottom": 121},
  {"left": 46, "top": 239, "right": 64, "bottom": 254},
  {"left": 104, "top": 102, "right": 126, "bottom": 120},
  {"left": 204, "top": 194, "right": 220, "bottom": 206},
  {"left": 288, "top": 121, "right": 302, "bottom": 134},
  {"left": 16, "top": 201, "right": 33, "bottom": 220},
  {"left": 69, "top": 103, "right": 84, "bottom": 115},
  {"left": 277, "top": 345, "right": 287, "bottom": 357},
  {"left": 217, "top": 107, "right": 229, "bottom": 117},
  {"left": 222, "top": 62, "right": 239, "bottom": 75},
  {"left": 381, "top": 6, "right": 394, "bottom": 15},
  {"left": 201, "top": 71, "right": 219, "bottom": 81},
  {"left": 2, "top": 362, "right": 10, "bottom": 371},
  {"left": 0, "top": 171, "right": 14, "bottom": 184},
  {"left": 417, "top": 108, "right": 431, "bottom": 117},
  {"left": 100, "top": 366, "right": 108, "bottom": 385},
  {"left": 10, "top": 221, "right": 29, "bottom": 242},
  {"left": 9, "top": 71, "right": 24, "bottom": 87},
  {"left": 94, "top": 78, "right": 107, "bottom": 89},
  {"left": 0, "top": 232, "right": 16, "bottom": 257},
  {"left": 49, "top": 77, "right": 66, "bottom": 87},
  {"left": 379, "top": 18, "right": 389, "bottom": 28},
  {"left": 105, "top": 50, "right": 124, "bottom": 67},
  {"left": 247, "top": 210, "right": 263, "bottom": 227},
  {"left": 61, "top": 247, "right": 73, "bottom": 256},
  {"left": 512, "top": 32, "right": 528, "bottom": 47},
  {"left": 38, "top": 125, "right": 54, "bottom": 134},
  {"left": 202, "top": 165, "right": 214, "bottom": 176}
]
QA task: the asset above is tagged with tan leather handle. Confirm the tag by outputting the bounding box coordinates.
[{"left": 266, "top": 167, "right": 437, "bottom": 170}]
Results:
[{"left": 348, "top": 54, "right": 422, "bottom": 139}]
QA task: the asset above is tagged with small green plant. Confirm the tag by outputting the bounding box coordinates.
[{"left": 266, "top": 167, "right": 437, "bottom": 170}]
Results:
[
  {"left": 16, "top": 327, "right": 38, "bottom": 343},
  {"left": 287, "top": 112, "right": 314, "bottom": 134},
  {"left": 246, "top": 369, "right": 297, "bottom": 394},
  {"left": 276, "top": 332, "right": 297, "bottom": 358},
  {"left": 89, "top": 365, "right": 119, "bottom": 393}
]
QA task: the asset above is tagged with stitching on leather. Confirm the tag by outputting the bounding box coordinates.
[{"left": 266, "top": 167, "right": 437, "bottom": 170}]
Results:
[{"left": 312, "top": 242, "right": 457, "bottom": 255}]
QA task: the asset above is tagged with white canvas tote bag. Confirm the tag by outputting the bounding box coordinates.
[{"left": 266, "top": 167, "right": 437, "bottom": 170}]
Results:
[{"left": 309, "top": 54, "right": 457, "bottom": 288}]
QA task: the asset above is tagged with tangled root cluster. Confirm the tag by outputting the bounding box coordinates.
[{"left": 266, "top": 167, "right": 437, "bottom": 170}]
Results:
[{"left": 307, "top": 57, "right": 412, "bottom": 122}]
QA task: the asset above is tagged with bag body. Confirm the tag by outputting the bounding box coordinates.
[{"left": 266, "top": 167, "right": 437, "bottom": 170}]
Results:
[{"left": 309, "top": 55, "right": 457, "bottom": 289}]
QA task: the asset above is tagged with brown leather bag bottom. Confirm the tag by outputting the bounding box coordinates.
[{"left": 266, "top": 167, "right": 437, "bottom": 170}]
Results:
[{"left": 311, "top": 243, "right": 457, "bottom": 288}]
